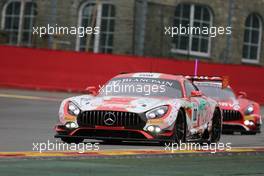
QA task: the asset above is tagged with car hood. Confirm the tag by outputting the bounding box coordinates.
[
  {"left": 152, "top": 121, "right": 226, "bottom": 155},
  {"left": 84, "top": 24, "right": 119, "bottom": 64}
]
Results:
[{"left": 69, "top": 95, "right": 176, "bottom": 113}]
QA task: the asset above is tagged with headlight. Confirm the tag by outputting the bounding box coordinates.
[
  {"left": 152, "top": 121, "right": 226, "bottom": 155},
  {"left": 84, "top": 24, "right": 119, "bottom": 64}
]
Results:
[
  {"left": 146, "top": 106, "right": 169, "bottom": 119},
  {"left": 68, "top": 102, "right": 81, "bottom": 116},
  {"left": 65, "top": 122, "right": 78, "bottom": 129},
  {"left": 245, "top": 105, "right": 254, "bottom": 115},
  {"left": 244, "top": 120, "right": 254, "bottom": 126}
]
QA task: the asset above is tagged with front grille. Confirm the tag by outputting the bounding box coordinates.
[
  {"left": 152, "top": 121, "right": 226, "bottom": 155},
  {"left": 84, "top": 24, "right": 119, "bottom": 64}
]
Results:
[
  {"left": 77, "top": 111, "right": 146, "bottom": 129},
  {"left": 222, "top": 110, "right": 242, "bottom": 121}
]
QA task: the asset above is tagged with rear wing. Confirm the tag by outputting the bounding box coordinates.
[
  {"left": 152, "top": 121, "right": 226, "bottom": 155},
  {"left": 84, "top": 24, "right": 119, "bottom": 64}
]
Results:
[{"left": 185, "top": 75, "right": 229, "bottom": 89}]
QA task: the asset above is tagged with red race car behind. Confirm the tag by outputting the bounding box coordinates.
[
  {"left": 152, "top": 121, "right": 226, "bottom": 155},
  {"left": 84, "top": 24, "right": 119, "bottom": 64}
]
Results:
[{"left": 188, "top": 76, "right": 262, "bottom": 135}]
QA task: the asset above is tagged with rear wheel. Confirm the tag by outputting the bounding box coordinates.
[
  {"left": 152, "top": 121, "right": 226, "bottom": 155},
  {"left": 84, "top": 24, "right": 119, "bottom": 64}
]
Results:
[
  {"left": 173, "top": 109, "right": 187, "bottom": 143},
  {"left": 61, "top": 137, "right": 84, "bottom": 144},
  {"left": 209, "top": 108, "right": 222, "bottom": 143}
]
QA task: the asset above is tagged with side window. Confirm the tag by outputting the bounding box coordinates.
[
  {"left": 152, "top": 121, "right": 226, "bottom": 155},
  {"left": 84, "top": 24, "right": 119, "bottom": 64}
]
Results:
[{"left": 184, "top": 80, "right": 196, "bottom": 97}]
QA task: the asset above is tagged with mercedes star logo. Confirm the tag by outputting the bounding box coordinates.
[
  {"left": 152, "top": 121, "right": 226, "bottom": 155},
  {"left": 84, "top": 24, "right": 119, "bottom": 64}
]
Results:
[{"left": 103, "top": 112, "right": 116, "bottom": 126}]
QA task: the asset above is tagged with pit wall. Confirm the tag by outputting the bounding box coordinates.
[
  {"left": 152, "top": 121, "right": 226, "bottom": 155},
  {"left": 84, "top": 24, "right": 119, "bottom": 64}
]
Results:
[{"left": 0, "top": 46, "right": 263, "bottom": 104}]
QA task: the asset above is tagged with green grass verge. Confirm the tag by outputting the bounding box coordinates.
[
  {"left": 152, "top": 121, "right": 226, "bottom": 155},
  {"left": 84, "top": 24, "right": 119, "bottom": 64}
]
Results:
[{"left": 0, "top": 154, "right": 264, "bottom": 176}]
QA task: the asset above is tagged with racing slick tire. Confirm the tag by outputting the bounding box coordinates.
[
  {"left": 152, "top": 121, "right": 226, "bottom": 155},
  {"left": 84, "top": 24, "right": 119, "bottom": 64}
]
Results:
[
  {"left": 61, "top": 137, "right": 84, "bottom": 144},
  {"left": 173, "top": 108, "right": 187, "bottom": 143},
  {"left": 208, "top": 108, "right": 222, "bottom": 143}
]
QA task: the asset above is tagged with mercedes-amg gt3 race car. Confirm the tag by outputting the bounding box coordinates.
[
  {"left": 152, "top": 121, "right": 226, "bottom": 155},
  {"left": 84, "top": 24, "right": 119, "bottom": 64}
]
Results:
[
  {"left": 188, "top": 76, "right": 262, "bottom": 135},
  {"left": 55, "top": 73, "right": 222, "bottom": 144}
]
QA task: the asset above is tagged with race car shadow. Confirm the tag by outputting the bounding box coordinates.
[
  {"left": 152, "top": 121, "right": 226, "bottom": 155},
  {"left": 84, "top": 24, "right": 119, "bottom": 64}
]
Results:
[
  {"left": 101, "top": 141, "right": 162, "bottom": 146},
  {"left": 222, "top": 131, "right": 258, "bottom": 135},
  {"left": 90, "top": 140, "right": 162, "bottom": 146}
]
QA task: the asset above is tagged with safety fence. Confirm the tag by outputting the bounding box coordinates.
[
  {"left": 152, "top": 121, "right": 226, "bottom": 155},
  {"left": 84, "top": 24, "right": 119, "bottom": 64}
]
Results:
[{"left": 0, "top": 46, "right": 263, "bottom": 104}]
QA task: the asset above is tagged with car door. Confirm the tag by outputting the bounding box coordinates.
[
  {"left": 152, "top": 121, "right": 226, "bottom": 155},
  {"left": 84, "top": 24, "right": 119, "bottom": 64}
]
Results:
[{"left": 184, "top": 80, "right": 208, "bottom": 129}]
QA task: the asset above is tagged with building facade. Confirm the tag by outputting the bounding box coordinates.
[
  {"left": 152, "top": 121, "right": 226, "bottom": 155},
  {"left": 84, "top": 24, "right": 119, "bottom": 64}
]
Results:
[{"left": 0, "top": 0, "right": 263, "bottom": 65}]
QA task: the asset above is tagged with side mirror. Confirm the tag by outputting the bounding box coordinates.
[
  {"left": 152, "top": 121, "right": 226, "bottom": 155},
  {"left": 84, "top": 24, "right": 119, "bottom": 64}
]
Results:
[
  {"left": 191, "top": 90, "right": 202, "bottom": 97},
  {"left": 85, "top": 86, "right": 97, "bottom": 96},
  {"left": 238, "top": 91, "right": 247, "bottom": 98}
]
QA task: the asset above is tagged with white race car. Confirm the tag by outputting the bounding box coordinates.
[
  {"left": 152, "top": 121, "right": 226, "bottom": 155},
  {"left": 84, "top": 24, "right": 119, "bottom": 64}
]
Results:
[{"left": 54, "top": 72, "right": 222, "bottom": 144}]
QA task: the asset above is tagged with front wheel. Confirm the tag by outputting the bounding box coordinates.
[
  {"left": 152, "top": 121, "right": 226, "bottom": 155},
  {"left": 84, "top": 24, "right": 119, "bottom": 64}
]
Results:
[
  {"left": 61, "top": 137, "right": 84, "bottom": 144},
  {"left": 209, "top": 108, "right": 222, "bottom": 143},
  {"left": 173, "top": 109, "right": 187, "bottom": 143}
]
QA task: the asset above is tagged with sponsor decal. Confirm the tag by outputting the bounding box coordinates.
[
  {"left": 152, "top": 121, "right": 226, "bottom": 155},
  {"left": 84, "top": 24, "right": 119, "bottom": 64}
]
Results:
[
  {"left": 111, "top": 77, "right": 176, "bottom": 88},
  {"left": 133, "top": 73, "right": 161, "bottom": 78},
  {"left": 233, "top": 104, "right": 240, "bottom": 110}
]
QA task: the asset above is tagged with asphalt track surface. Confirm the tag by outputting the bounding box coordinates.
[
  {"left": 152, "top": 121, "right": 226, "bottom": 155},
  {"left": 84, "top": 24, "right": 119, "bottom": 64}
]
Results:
[
  {"left": 0, "top": 88, "right": 263, "bottom": 152},
  {"left": 1, "top": 155, "right": 264, "bottom": 176}
]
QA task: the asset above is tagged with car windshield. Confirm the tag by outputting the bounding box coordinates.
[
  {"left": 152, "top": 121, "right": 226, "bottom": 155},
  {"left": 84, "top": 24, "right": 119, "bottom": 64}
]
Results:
[
  {"left": 195, "top": 83, "right": 236, "bottom": 100},
  {"left": 98, "top": 77, "right": 182, "bottom": 98}
]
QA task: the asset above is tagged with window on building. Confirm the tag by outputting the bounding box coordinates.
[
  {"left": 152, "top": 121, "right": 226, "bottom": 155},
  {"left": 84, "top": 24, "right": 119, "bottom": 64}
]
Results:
[
  {"left": 172, "top": 4, "right": 212, "bottom": 57},
  {"left": 2, "top": 0, "right": 37, "bottom": 46},
  {"left": 242, "top": 13, "right": 262, "bottom": 63},
  {"left": 77, "top": 2, "right": 115, "bottom": 53}
]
